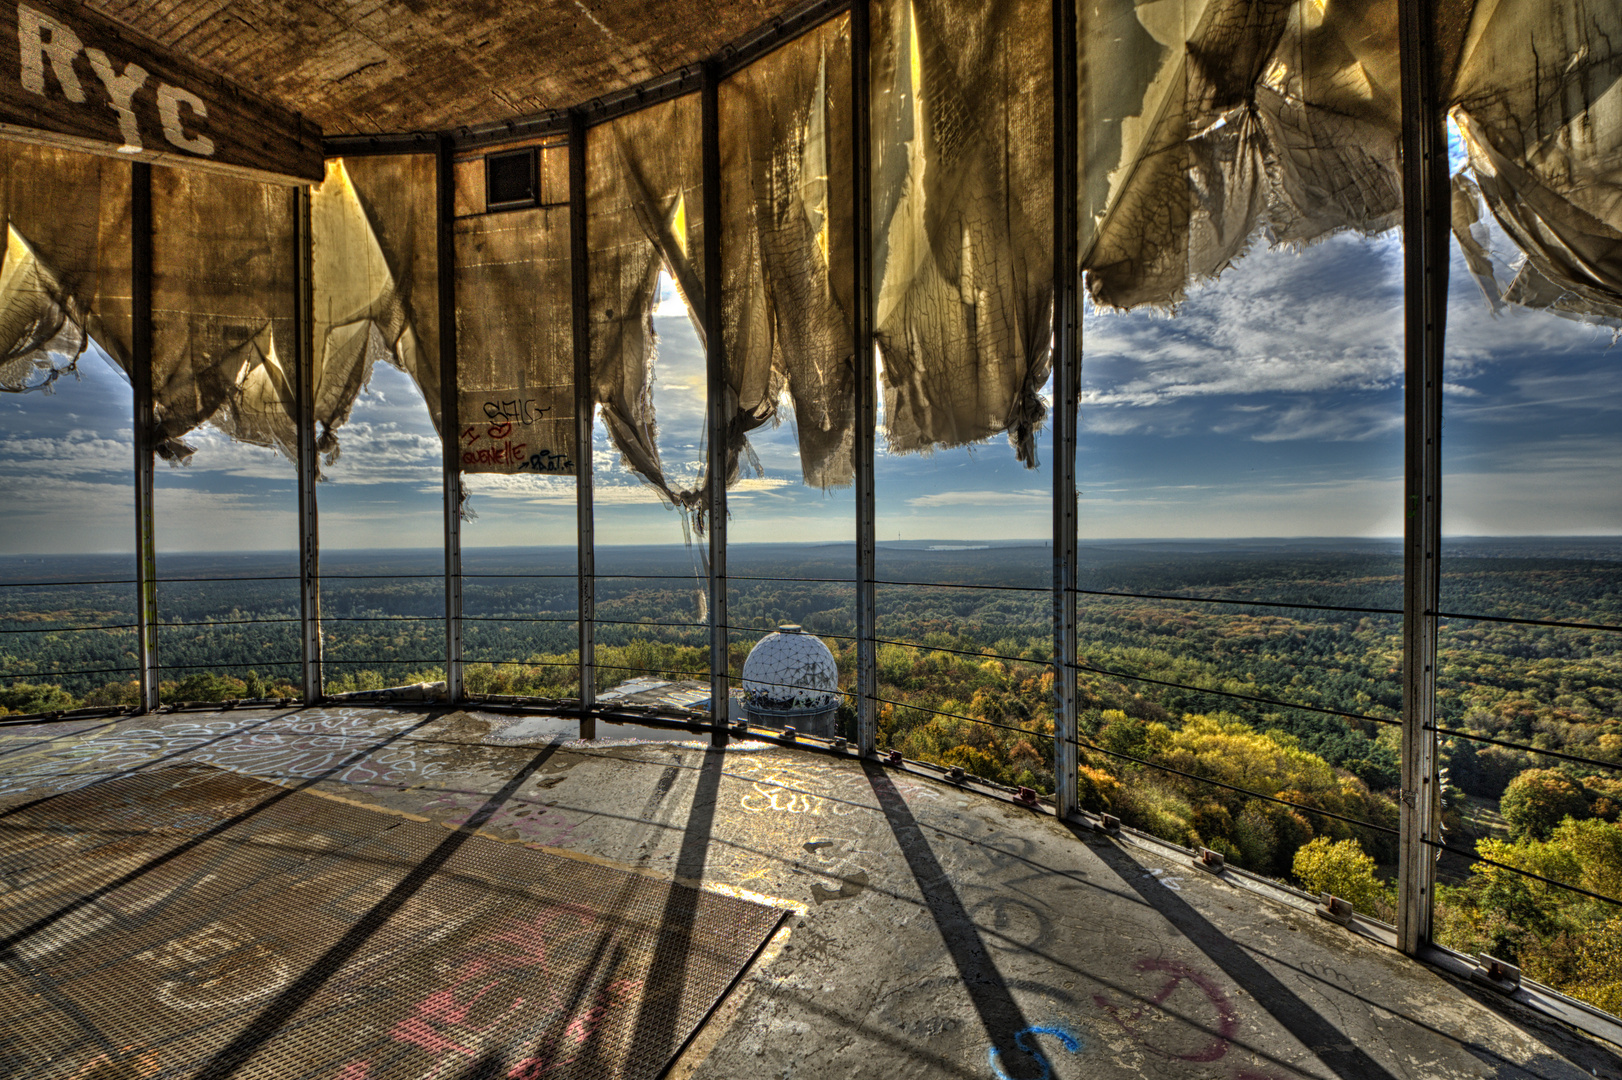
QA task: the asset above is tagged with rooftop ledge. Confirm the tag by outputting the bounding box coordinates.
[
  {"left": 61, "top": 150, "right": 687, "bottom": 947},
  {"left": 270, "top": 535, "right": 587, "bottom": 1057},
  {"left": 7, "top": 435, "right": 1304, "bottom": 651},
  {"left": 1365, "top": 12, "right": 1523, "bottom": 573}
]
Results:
[{"left": 2, "top": 704, "right": 1619, "bottom": 1080}]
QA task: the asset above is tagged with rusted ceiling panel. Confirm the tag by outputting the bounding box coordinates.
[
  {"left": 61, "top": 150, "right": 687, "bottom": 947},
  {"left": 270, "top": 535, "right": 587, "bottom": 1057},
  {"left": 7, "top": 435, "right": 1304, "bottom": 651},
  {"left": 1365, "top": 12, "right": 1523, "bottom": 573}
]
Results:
[{"left": 85, "top": 0, "right": 805, "bottom": 135}]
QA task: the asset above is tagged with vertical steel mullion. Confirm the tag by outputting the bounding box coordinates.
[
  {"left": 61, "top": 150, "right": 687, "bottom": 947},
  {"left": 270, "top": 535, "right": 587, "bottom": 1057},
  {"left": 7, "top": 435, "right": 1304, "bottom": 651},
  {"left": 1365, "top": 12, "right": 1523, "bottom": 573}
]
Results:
[
  {"left": 702, "top": 65, "right": 730, "bottom": 748},
  {"left": 1398, "top": 0, "right": 1447, "bottom": 955},
  {"left": 436, "top": 137, "right": 464, "bottom": 702},
  {"left": 1051, "top": 0, "right": 1080, "bottom": 819},
  {"left": 294, "top": 183, "right": 322, "bottom": 704},
  {"left": 852, "top": 0, "right": 878, "bottom": 756},
  {"left": 570, "top": 111, "right": 597, "bottom": 740},
  {"left": 131, "top": 162, "right": 158, "bottom": 713}
]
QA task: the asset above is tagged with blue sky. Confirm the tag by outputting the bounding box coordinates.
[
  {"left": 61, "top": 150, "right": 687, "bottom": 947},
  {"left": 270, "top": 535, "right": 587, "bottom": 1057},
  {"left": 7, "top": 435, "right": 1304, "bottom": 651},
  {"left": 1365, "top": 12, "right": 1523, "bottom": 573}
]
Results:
[{"left": 3, "top": 208, "right": 1618, "bottom": 555}]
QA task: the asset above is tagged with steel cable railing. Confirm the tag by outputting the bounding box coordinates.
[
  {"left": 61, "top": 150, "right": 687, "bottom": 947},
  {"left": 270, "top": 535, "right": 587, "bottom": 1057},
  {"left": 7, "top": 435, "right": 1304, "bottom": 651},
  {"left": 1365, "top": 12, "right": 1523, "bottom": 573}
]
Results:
[
  {"left": 0, "top": 624, "right": 138, "bottom": 634},
  {"left": 1073, "top": 587, "right": 1403, "bottom": 617},
  {"left": 1421, "top": 837, "right": 1622, "bottom": 909},
  {"left": 1429, "top": 725, "right": 1622, "bottom": 774},
  {"left": 1065, "top": 734, "right": 1400, "bottom": 836},
  {"left": 2, "top": 667, "right": 140, "bottom": 680},
  {"left": 1071, "top": 658, "right": 1401, "bottom": 727}
]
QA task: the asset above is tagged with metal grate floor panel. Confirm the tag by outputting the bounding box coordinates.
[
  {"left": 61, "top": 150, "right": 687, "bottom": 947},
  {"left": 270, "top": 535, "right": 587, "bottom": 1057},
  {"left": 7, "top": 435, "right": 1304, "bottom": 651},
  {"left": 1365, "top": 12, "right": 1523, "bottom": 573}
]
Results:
[{"left": 0, "top": 765, "right": 784, "bottom": 1080}]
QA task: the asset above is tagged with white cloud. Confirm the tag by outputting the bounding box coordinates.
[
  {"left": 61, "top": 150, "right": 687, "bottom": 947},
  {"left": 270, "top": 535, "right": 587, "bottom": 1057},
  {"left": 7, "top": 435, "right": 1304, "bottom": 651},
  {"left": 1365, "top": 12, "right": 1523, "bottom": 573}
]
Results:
[{"left": 906, "top": 488, "right": 1049, "bottom": 508}]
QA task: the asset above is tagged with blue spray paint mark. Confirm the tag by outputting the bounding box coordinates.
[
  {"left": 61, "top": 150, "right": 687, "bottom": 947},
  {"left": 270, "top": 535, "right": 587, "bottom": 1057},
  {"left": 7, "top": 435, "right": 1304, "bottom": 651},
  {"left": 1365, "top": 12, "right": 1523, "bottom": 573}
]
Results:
[{"left": 987, "top": 1024, "right": 1083, "bottom": 1080}]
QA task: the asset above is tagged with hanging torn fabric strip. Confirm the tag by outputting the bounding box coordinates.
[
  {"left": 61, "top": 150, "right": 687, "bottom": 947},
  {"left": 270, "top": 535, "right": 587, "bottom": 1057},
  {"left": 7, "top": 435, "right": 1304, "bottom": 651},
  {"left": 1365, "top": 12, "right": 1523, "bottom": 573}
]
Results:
[
  {"left": 870, "top": 0, "right": 1055, "bottom": 466},
  {"left": 1447, "top": 0, "right": 1622, "bottom": 328},
  {"left": 0, "top": 144, "right": 129, "bottom": 394},
  {"left": 720, "top": 15, "right": 854, "bottom": 490}
]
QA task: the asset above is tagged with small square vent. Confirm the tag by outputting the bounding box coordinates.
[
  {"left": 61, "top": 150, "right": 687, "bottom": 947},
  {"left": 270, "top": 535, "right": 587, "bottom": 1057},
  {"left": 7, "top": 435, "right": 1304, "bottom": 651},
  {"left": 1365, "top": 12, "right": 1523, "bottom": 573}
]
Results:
[{"left": 486, "top": 148, "right": 538, "bottom": 211}]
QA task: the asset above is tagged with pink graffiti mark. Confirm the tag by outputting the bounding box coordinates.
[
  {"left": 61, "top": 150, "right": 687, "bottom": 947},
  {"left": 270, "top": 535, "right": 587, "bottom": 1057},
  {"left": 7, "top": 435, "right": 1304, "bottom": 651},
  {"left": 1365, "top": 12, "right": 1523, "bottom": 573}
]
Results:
[
  {"left": 335, "top": 904, "right": 642, "bottom": 1080},
  {"left": 1093, "top": 958, "right": 1241, "bottom": 1063}
]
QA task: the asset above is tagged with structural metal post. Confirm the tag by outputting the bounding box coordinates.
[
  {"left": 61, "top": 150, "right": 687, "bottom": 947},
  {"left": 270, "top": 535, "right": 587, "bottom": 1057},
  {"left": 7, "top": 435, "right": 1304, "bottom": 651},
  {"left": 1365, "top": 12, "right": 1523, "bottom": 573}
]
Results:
[
  {"left": 852, "top": 0, "right": 878, "bottom": 756},
  {"left": 1397, "top": 0, "right": 1447, "bottom": 955},
  {"left": 702, "top": 65, "right": 730, "bottom": 748},
  {"left": 294, "top": 183, "right": 322, "bottom": 704},
  {"left": 1051, "top": 0, "right": 1080, "bottom": 819},
  {"left": 570, "top": 112, "right": 597, "bottom": 740},
  {"left": 131, "top": 162, "right": 158, "bottom": 713},
  {"left": 436, "top": 137, "right": 464, "bottom": 702}
]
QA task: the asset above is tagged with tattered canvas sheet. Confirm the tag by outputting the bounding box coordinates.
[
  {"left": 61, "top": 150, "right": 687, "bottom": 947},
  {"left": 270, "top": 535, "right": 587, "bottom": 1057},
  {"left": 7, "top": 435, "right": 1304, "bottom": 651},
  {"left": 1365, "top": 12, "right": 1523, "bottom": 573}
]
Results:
[
  {"left": 719, "top": 14, "right": 854, "bottom": 490},
  {"left": 0, "top": 144, "right": 129, "bottom": 392},
  {"left": 456, "top": 200, "right": 575, "bottom": 475},
  {"left": 310, "top": 156, "right": 442, "bottom": 469},
  {"left": 1448, "top": 0, "right": 1622, "bottom": 327},
  {"left": 587, "top": 95, "right": 703, "bottom": 508},
  {"left": 870, "top": 0, "right": 1054, "bottom": 465},
  {"left": 149, "top": 168, "right": 297, "bottom": 462},
  {"left": 1079, "top": 0, "right": 1402, "bottom": 311},
  {"left": 338, "top": 154, "right": 443, "bottom": 439}
]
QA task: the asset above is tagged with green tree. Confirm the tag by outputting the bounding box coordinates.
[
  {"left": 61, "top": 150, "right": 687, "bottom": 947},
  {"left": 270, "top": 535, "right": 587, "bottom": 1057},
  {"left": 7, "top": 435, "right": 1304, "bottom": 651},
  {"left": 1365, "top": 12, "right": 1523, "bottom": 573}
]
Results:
[
  {"left": 1292, "top": 837, "right": 1390, "bottom": 916},
  {"left": 1500, "top": 769, "right": 1589, "bottom": 841}
]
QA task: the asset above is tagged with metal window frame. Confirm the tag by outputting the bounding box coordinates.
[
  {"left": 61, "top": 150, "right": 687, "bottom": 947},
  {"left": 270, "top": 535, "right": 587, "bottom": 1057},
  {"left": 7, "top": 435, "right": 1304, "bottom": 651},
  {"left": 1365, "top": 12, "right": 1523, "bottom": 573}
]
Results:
[
  {"left": 294, "top": 182, "right": 323, "bottom": 704},
  {"left": 437, "top": 136, "right": 465, "bottom": 702},
  {"left": 131, "top": 162, "right": 158, "bottom": 714},
  {"left": 1397, "top": 0, "right": 1448, "bottom": 955},
  {"left": 702, "top": 63, "right": 730, "bottom": 749},
  {"left": 852, "top": 0, "right": 878, "bottom": 757},
  {"left": 570, "top": 110, "right": 597, "bottom": 740},
  {"left": 1051, "top": 0, "right": 1081, "bottom": 820}
]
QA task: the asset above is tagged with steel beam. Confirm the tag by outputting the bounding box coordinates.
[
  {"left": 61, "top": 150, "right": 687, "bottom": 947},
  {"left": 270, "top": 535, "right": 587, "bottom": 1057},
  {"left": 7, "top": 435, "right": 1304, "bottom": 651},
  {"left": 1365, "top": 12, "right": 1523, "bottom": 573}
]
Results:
[
  {"left": 702, "top": 64, "right": 730, "bottom": 748},
  {"left": 851, "top": 0, "right": 877, "bottom": 756},
  {"left": 436, "top": 136, "right": 464, "bottom": 703},
  {"left": 294, "top": 183, "right": 322, "bottom": 704},
  {"left": 570, "top": 110, "right": 597, "bottom": 740},
  {"left": 1051, "top": 0, "right": 1080, "bottom": 819},
  {"left": 131, "top": 161, "right": 158, "bottom": 713},
  {"left": 1397, "top": 0, "right": 1448, "bottom": 955}
]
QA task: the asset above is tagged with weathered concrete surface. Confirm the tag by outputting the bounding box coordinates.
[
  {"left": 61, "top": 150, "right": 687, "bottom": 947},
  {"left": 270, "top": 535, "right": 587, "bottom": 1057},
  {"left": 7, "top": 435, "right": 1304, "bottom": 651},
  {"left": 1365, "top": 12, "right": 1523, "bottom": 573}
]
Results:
[{"left": 2, "top": 704, "right": 1619, "bottom": 1080}]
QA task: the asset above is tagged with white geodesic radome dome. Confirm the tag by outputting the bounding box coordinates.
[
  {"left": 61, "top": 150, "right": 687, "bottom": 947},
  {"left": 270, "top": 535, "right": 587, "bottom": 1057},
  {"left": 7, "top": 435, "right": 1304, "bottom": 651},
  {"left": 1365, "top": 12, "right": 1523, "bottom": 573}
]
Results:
[{"left": 741, "top": 625, "right": 839, "bottom": 712}]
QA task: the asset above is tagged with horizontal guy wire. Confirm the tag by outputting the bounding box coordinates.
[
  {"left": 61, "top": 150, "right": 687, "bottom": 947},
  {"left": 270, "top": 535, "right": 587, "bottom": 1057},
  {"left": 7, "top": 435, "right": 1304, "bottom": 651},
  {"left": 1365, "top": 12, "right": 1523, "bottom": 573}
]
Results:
[
  {"left": 1072, "top": 659, "right": 1401, "bottom": 727},
  {"left": 2, "top": 667, "right": 140, "bottom": 679},
  {"left": 156, "top": 576, "right": 300, "bottom": 584},
  {"left": 1070, "top": 736, "right": 1399, "bottom": 836},
  {"left": 0, "top": 579, "right": 139, "bottom": 588},
  {"left": 1430, "top": 725, "right": 1622, "bottom": 774},
  {"left": 874, "top": 636, "right": 1048, "bottom": 669},
  {"left": 156, "top": 619, "right": 299, "bottom": 628},
  {"left": 1073, "top": 587, "right": 1401, "bottom": 617},
  {"left": 0, "top": 624, "right": 138, "bottom": 634},
  {"left": 874, "top": 578, "right": 1045, "bottom": 594},
  {"left": 873, "top": 694, "right": 1044, "bottom": 741},
  {"left": 1422, "top": 837, "right": 1622, "bottom": 909},
  {"left": 1436, "top": 610, "right": 1622, "bottom": 635}
]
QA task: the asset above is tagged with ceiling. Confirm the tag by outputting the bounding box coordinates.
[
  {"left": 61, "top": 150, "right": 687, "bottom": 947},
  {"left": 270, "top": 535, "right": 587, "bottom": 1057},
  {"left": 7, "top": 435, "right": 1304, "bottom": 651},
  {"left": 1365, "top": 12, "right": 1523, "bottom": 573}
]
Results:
[{"left": 88, "top": 0, "right": 807, "bottom": 137}]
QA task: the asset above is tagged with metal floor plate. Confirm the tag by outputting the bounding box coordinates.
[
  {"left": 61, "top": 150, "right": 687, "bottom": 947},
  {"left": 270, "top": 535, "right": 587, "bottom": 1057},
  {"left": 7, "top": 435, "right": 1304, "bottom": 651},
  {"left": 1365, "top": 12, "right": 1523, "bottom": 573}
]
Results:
[{"left": 0, "top": 766, "right": 785, "bottom": 1080}]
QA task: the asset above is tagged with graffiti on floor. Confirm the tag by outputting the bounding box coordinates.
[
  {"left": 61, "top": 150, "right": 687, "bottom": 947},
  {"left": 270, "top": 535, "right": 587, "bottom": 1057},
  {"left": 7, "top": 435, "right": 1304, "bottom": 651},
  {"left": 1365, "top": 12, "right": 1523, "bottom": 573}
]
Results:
[
  {"left": 987, "top": 1024, "right": 1084, "bottom": 1080},
  {"left": 335, "top": 903, "right": 644, "bottom": 1079},
  {"left": 418, "top": 791, "right": 589, "bottom": 848},
  {"left": 1093, "top": 958, "right": 1241, "bottom": 1063},
  {"left": 732, "top": 759, "right": 943, "bottom": 820},
  {"left": 0, "top": 709, "right": 447, "bottom": 798}
]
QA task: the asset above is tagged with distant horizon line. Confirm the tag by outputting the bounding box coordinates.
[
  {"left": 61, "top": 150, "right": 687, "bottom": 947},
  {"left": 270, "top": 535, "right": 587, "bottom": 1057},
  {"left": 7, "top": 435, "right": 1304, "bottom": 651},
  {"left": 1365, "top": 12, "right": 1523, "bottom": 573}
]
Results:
[{"left": 9, "top": 534, "right": 1622, "bottom": 559}]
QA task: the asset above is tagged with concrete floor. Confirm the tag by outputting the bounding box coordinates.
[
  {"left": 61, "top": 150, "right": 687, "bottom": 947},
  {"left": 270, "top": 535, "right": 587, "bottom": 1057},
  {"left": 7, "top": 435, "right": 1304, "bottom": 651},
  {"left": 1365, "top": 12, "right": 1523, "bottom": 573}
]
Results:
[{"left": 2, "top": 704, "right": 1619, "bottom": 1080}]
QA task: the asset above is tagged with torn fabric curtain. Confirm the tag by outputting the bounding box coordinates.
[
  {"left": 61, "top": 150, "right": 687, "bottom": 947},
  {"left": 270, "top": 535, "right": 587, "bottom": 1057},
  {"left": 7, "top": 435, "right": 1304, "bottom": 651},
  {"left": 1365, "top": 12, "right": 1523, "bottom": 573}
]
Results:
[
  {"left": 1447, "top": 0, "right": 1622, "bottom": 328},
  {"left": 870, "top": 0, "right": 1055, "bottom": 466},
  {"left": 309, "top": 155, "right": 443, "bottom": 469},
  {"left": 719, "top": 14, "right": 855, "bottom": 490},
  {"left": 587, "top": 95, "right": 709, "bottom": 511},
  {"left": 148, "top": 167, "right": 297, "bottom": 463},
  {"left": 0, "top": 144, "right": 129, "bottom": 394},
  {"left": 1078, "top": 0, "right": 1403, "bottom": 311}
]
